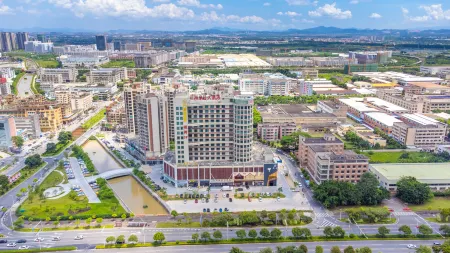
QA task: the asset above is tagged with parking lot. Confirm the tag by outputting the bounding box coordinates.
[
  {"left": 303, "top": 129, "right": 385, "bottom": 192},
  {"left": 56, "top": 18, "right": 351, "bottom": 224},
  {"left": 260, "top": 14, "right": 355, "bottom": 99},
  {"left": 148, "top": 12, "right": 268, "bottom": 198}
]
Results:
[{"left": 68, "top": 157, "right": 100, "bottom": 203}]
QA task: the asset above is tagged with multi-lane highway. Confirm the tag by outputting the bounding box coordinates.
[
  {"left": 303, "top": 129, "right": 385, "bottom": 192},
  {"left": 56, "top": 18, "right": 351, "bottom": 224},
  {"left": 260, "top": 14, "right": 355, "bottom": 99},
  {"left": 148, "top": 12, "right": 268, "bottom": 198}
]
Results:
[{"left": 16, "top": 73, "right": 34, "bottom": 97}]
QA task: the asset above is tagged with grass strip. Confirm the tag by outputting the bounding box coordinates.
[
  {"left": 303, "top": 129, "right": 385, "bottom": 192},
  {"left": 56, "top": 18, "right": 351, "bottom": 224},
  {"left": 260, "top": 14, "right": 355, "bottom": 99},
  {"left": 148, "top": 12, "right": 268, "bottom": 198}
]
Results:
[
  {"left": 0, "top": 163, "right": 46, "bottom": 197},
  {"left": 1, "top": 246, "right": 77, "bottom": 253},
  {"left": 42, "top": 141, "right": 72, "bottom": 157},
  {"left": 95, "top": 234, "right": 443, "bottom": 249},
  {"left": 12, "top": 72, "right": 25, "bottom": 95},
  {"left": 82, "top": 109, "right": 106, "bottom": 130}
]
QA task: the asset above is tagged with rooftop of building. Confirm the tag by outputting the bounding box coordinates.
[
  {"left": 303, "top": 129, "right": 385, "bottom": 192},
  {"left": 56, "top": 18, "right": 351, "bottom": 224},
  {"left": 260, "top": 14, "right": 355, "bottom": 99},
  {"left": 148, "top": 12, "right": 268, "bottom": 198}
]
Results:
[
  {"left": 364, "top": 112, "right": 402, "bottom": 126},
  {"left": 257, "top": 104, "right": 312, "bottom": 114},
  {"left": 408, "top": 82, "right": 450, "bottom": 90},
  {"left": 400, "top": 113, "right": 442, "bottom": 127},
  {"left": 319, "top": 150, "right": 368, "bottom": 163},
  {"left": 365, "top": 97, "right": 408, "bottom": 112},
  {"left": 339, "top": 98, "right": 379, "bottom": 112},
  {"left": 301, "top": 134, "right": 343, "bottom": 145},
  {"left": 370, "top": 163, "right": 450, "bottom": 181}
]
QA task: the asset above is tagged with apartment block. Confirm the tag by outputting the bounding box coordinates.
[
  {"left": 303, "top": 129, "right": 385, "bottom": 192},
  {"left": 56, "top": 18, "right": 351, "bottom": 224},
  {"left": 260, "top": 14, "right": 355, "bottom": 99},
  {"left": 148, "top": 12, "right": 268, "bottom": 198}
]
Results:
[
  {"left": 0, "top": 116, "right": 17, "bottom": 150},
  {"left": 14, "top": 114, "right": 41, "bottom": 139},
  {"left": 55, "top": 91, "right": 92, "bottom": 112},
  {"left": 163, "top": 85, "right": 277, "bottom": 187},
  {"left": 239, "top": 73, "right": 293, "bottom": 96},
  {"left": 257, "top": 123, "right": 297, "bottom": 141},
  {"left": 297, "top": 134, "right": 344, "bottom": 169},
  {"left": 39, "top": 68, "right": 78, "bottom": 83},
  {"left": 135, "top": 93, "right": 170, "bottom": 163},
  {"left": 124, "top": 83, "right": 152, "bottom": 133},
  {"left": 40, "top": 74, "right": 63, "bottom": 84},
  {"left": 86, "top": 68, "right": 127, "bottom": 85},
  {"left": 308, "top": 148, "right": 369, "bottom": 184},
  {"left": 377, "top": 89, "right": 450, "bottom": 113},
  {"left": 392, "top": 113, "right": 447, "bottom": 149},
  {"left": 106, "top": 102, "right": 127, "bottom": 129}
]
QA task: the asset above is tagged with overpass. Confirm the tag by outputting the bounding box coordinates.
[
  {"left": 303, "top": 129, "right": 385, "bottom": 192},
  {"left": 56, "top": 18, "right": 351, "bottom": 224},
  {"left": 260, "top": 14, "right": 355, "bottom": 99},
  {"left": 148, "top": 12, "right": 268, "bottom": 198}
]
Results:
[{"left": 86, "top": 168, "right": 133, "bottom": 181}]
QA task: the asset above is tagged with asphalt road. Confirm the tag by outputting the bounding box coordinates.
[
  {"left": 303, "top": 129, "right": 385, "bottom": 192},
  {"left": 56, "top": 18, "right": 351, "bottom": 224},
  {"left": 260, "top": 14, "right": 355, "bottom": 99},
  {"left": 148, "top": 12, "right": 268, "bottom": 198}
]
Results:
[{"left": 16, "top": 73, "right": 33, "bottom": 98}]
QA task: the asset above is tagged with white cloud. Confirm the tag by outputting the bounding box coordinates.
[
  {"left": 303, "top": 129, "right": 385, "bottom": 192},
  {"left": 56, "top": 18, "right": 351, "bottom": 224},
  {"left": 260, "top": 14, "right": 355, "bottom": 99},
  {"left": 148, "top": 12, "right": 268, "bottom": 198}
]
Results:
[
  {"left": 402, "top": 4, "right": 450, "bottom": 22},
  {"left": 277, "top": 11, "right": 302, "bottom": 17},
  {"left": 0, "top": 3, "right": 12, "bottom": 15},
  {"left": 177, "top": 0, "right": 223, "bottom": 9},
  {"left": 286, "top": 0, "right": 312, "bottom": 6},
  {"left": 349, "top": 0, "right": 358, "bottom": 4},
  {"left": 308, "top": 2, "right": 352, "bottom": 19},
  {"left": 201, "top": 11, "right": 266, "bottom": 24},
  {"left": 292, "top": 18, "right": 314, "bottom": 23},
  {"left": 369, "top": 13, "right": 381, "bottom": 19},
  {"left": 263, "top": 2, "right": 271, "bottom": 7},
  {"left": 47, "top": 0, "right": 195, "bottom": 19},
  {"left": 153, "top": 0, "right": 170, "bottom": 2}
]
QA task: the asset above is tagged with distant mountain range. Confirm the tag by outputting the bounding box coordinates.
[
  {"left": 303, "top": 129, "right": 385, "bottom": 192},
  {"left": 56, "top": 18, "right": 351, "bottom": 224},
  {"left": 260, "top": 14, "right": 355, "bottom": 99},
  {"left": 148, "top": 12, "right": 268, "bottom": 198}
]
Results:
[{"left": 2, "top": 26, "right": 450, "bottom": 36}]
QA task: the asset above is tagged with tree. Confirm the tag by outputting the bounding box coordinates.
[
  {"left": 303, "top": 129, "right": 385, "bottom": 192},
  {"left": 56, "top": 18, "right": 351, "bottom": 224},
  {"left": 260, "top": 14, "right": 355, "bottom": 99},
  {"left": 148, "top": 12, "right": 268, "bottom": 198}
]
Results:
[
  {"left": 331, "top": 246, "right": 341, "bottom": 253},
  {"left": 192, "top": 233, "right": 199, "bottom": 242},
  {"left": 236, "top": 229, "right": 246, "bottom": 239},
  {"left": 25, "top": 154, "right": 42, "bottom": 168},
  {"left": 344, "top": 246, "right": 355, "bottom": 253},
  {"left": 357, "top": 247, "right": 372, "bottom": 253},
  {"left": 46, "top": 143, "right": 57, "bottom": 153},
  {"left": 171, "top": 210, "right": 178, "bottom": 219},
  {"left": 416, "top": 246, "right": 432, "bottom": 253},
  {"left": 440, "top": 225, "right": 450, "bottom": 237},
  {"left": 201, "top": 231, "right": 211, "bottom": 242},
  {"left": 238, "top": 211, "right": 260, "bottom": 225},
  {"left": 431, "top": 245, "right": 441, "bottom": 253},
  {"left": 333, "top": 226, "right": 345, "bottom": 238},
  {"left": 418, "top": 224, "right": 433, "bottom": 237},
  {"left": 260, "top": 210, "right": 268, "bottom": 220},
  {"left": 13, "top": 217, "right": 24, "bottom": 229},
  {"left": 230, "top": 247, "right": 247, "bottom": 253},
  {"left": 356, "top": 173, "right": 390, "bottom": 205},
  {"left": 213, "top": 230, "right": 222, "bottom": 240},
  {"left": 0, "top": 175, "right": 9, "bottom": 189},
  {"left": 299, "top": 245, "right": 308, "bottom": 253},
  {"left": 260, "top": 248, "right": 273, "bottom": 253},
  {"left": 106, "top": 236, "right": 115, "bottom": 244},
  {"left": 153, "top": 232, "right": 165, "bottom": 244},
  {"left": 260, "top": 228, "right": 270, "bottom": 238},
  {"left": 323, "top": 226, "right": 334, "bottom": 238},
  {"left": 86, "top": 217, "right": 92, "bottom": 225},
  {"left": 116, "top": 235, "right": 125, "bottom": 244},
  {"left": 53, "top": 220, "right": 59, "bottom": 228},
  {"left": 248, "top": 229, "right": 257, "bottom": 239},
  {"left": 270, "top": 228, "right": 282, "bottom": 239},
  {"left": 315, "top": 246, "right": 324, "bottom": 253},
  {"left": 58, "top": 131, "right": 72, "bottom": 143},
  {"left": 121, "top": 214, "right": 127, "bottom": 220},
  {"left": 12, "top": 136, "right": 24, "bottom": 148},
  {"left": 96, "top": 218, "right": 103, "bottom": 227},
  {"left": 399, "top": 225, "right": 412, "bottom": 237},
  {"left": 396, "top": 176, "right": 433, "bottom": 205},
  {"left": 377, "top": 226, "right": 390, "bottom": 238},
  {"left": 128, "top": 234, "right": 138, "bottom": 244}
]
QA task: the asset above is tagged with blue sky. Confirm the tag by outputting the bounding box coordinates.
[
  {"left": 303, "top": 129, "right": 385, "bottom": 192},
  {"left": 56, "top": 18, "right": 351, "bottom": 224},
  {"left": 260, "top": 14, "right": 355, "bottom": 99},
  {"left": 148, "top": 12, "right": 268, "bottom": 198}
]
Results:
[{"left": 0, "top": 0, "right": 450, "bottom": 31}]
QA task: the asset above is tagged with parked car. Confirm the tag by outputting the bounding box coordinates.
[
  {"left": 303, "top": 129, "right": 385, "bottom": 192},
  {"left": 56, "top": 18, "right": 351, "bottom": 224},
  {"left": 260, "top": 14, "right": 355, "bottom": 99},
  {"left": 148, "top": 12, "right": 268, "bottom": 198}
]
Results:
[
  {"left": 18, "top": 246, "right": 30, "bottom": 250},
  {"left": 16, "top": 239, "right": 27, "bottom": 243},
  {"left": 0, "top": 239, "right": 7, "bottom": 243},
  {"left": 74, "top": 235, "right": 84, "bottom": 240},
  {"left": 7, "top": 243, "right": 17, "bottom": 247}
]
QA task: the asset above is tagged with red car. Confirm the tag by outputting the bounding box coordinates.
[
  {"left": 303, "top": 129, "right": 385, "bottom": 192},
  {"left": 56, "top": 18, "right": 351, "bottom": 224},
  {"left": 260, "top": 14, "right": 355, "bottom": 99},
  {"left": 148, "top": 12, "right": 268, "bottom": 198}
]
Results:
[{"left": 195, "top": 199, "right": 198, "bottom": 203}]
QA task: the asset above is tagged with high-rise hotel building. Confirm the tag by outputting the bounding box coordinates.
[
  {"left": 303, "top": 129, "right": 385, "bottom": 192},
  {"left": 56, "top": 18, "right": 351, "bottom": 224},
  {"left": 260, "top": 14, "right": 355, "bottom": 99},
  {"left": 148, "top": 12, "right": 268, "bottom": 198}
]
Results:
[{"left": 162, "top": 85, "right": 277, "bottom": 187}]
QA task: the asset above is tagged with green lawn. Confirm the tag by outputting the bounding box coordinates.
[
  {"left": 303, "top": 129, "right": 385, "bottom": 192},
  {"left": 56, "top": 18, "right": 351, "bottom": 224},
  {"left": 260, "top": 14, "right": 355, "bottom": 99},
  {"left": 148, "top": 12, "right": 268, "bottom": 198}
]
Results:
[
  {"left": 39, "top": 170, "right": 64, "bottom": 190},
  {"left": 156, "top": 222, "right": 202, "bottom": 228},
  {"left": 100, "top": 60, "right": 135, "bottom": 68},
  {"left": 19, "top": 193, "right": 126, "bottom": 220},
  {"left": 362, "top": 151, "right": 449, "bottom": 163},
  {"left": 36, "top": 60, "right": 59, "bottom": 68},
  {"left": 409, "top": 197, "right": 450, "bottom": 211},
  {"left": 42, "top": 141, "right": 72, "bottom": 157},
  {"left": 82, "top": 109, "right": 106, "bottom": 130}
]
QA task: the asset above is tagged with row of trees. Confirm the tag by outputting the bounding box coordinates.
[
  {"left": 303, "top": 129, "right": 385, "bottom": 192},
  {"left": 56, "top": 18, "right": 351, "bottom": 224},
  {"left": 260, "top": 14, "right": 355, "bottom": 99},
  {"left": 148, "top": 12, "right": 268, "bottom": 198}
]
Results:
[
  {"left": 230, "top": 245, "right": 373, "bottom": 253},
  {"left": 396, "top": 176, "right": 433, "bottom": 205},
  {"left": 345, "top": 208, "right": 391, "bottom": 223},
  {"left": 254, "top": 95, "right": 332, "bottom": 106},
  {"left": 46, "top": 131, "right": 73, "bottom": 155},
  {"left": 312, "top": 173, "right": 390, "bottom": 208}
]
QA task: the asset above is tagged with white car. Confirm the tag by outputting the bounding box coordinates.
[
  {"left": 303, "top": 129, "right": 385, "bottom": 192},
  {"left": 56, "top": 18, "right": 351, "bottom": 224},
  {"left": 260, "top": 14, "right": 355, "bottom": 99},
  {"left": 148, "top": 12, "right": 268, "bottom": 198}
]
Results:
[
  {"left": 19, "top": 246, "right": 30, "bottom": 250},
  {"left": 7, "top": 243, "right": 17, "bottom": 247},
  {"left": 74, "top": 235, "right": 84, "bottom": 240},
  {"left": 33, "top": 238, "right": 43, "bottom": 242},
  {"left": 407, "top": 244, "right": 417, "bottom": 249}
]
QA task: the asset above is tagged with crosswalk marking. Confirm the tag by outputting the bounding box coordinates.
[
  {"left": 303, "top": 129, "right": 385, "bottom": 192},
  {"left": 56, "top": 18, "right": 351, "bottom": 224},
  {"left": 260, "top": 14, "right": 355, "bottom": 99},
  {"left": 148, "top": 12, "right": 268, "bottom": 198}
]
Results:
[
  {"left": 315, "top": 213, "right": 331, "bottom": 218},
  {"left": 393, "top": 212, "right": 415, "bottom": 216},
  {"left": 320, "top": 220, "right": 337, "bottom": 227}
]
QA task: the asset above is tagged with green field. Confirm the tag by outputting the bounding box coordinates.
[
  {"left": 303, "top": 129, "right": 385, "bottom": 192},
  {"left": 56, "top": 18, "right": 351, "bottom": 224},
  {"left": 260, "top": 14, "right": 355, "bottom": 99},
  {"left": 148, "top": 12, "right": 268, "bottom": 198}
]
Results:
[
  {"left": 82, "top": 109, "right": 106, "bottom": 130},
  {"left": 42, "top": 141, "right": 72, "bottom": 157},
  {"left": 362, "top": 151, "right": 449, "bottom": 163},
  {"left": 100, "top": 60, "right": 135, "bottom": 68},
  {"left": 36, "top": 60, "right": 59, "bottom": 68},
  {"left": 19, "top": 191, "right": 126, "bottom": 220},
  {"left": 409, "top": 197, "right": 450, "bottom": 211},
  {"left": 39, "top": 170, "right": 64, "bottom": 190}
]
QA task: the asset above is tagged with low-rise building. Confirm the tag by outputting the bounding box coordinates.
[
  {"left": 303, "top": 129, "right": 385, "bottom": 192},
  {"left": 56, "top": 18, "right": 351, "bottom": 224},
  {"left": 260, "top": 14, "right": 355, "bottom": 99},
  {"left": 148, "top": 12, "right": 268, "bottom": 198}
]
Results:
[
  {"left": 363, "top": 112, "right": 402, "bottom": 134},
  {"left": 14, "top": 114, "right": 41, "bottom": 139},
  {"left": 58, "top": 55, "right": 110, "bottom": 68},
  {"left": 308, "top": 148, "right": 369, "bottom": 184},
  {"left": 297, "top": 134, "right": 344, "bottom": 168},
  {"left": 369, "top": 163, "right": 450, "bottom": 192},
  {"left": 38, "top": 68, "right": 78, "bottom": 83},
  {"left": 392, "top": 113, "right": 447, "bottom": 149},
  {"left": 86, "top": 68, "right": 127, "bottom": 85},
  {"left": 257, "top": 123, "right": 297, "bottom": 141}
]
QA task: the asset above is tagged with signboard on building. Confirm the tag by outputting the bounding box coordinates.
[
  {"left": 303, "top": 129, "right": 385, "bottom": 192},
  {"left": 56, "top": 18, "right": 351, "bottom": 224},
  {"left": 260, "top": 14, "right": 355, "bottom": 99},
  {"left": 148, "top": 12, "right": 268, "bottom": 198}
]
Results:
[{"left": 263, "top": 163, "right": 278, "bottom": 186}]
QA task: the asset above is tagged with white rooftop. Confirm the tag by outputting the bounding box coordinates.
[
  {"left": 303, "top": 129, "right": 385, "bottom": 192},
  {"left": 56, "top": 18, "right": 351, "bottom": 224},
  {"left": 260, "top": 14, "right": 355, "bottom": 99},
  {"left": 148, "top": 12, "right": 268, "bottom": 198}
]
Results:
[
  {"left": 365, "top": 97, "right": 408, "bottom": 113},
  {"left": 339, "top": 98, "right": 379, "bottom": 113},
  {"left": 401, "top": 113, "right": 440, "bottom": 126},
  {"left": 365, "top": 112, "right": 402, "bottom": 126}
]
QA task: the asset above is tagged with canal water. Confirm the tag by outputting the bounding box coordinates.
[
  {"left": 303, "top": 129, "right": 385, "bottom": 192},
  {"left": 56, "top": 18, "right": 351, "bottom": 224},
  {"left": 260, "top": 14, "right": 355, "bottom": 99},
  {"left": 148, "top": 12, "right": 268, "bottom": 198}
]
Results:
[{"left": 82, "top": 140, "right": 168, "bottom": 215}]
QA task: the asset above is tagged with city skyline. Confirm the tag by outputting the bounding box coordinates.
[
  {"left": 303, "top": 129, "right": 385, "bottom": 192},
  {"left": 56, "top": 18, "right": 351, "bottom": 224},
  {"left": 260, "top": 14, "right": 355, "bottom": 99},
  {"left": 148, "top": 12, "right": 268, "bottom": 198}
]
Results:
[{"left": 0, "top": 0, "right": 449, "bottom": 31}]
